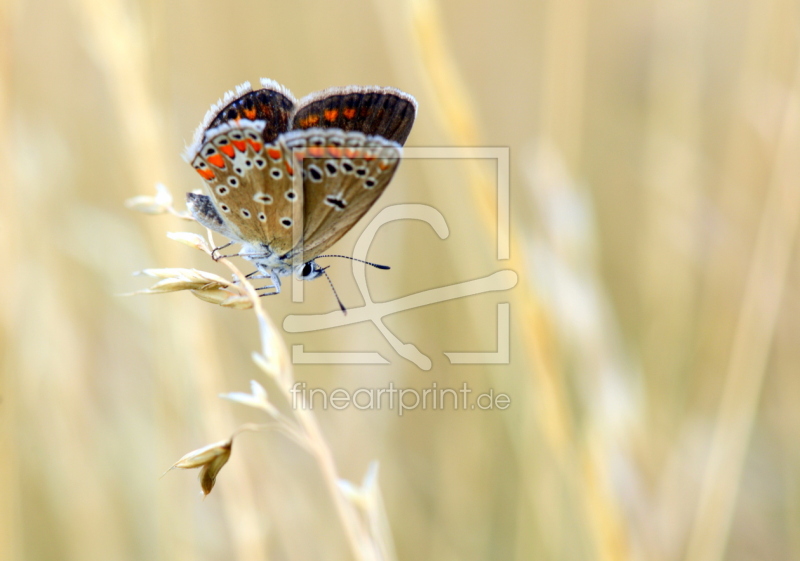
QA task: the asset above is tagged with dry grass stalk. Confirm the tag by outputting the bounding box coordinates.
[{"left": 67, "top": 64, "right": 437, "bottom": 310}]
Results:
[
  {"left": 131, "top": 188, "right": 396, "bottom": 561},
  {"left": 683, "top": 49, "right": 800, "bottom": 561},
  {"left": 404, "top": 0, "right": 629, "bottom": 559}
]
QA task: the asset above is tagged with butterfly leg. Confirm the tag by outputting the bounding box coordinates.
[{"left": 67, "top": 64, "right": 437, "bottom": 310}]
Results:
[
  {"left": 257, "top": 272, "right": 282, "bottom": 297},
  {"left": 243, "top": 272, "right": 278, "bottom": 292},
  {"left": 211, "top": 241, "right": 234, "bottom": 261}
]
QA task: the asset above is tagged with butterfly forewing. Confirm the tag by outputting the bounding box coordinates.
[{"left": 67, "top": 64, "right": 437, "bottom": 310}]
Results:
[{"left": 278, "top": 128, "right": 402, "bottom": 261}]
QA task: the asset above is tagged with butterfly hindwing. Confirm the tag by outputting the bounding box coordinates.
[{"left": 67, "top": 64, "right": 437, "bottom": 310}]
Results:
[
  {"left": 189, "top": 120, "right": 302, "bottom": 255},
  {"left": 293, "top": 86, "right": 417, "bottom": 145}
]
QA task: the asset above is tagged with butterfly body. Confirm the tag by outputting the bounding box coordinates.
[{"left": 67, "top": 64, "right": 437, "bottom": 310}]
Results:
[{"left": 184, "top": 79, "right": 416, "bottom": 296}]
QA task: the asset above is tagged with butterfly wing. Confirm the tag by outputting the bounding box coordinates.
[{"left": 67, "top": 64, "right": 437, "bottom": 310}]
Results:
[
  {"left": 186, "top": 81, "right": 416, "bottom": 264},
  {"left": 293, "top": 86, "right": 417, "bottom": 145},
  {"left": 288, "top": 87, "right": 415, "bottom": 260},
  {"left": 186, "top": 192, "right": 243, "bottom": 242},
  {"left": 187, "top": 120, "right": 303, "bottom": 255},
  {"left": 185, "top": 79, "right": 297, "bottom": 162},
  {"left": 278, "top": 128, "right": 402, "bottom": 262},
  {"left": 206, "top": 79, "right": 297, "bottom": 143}
]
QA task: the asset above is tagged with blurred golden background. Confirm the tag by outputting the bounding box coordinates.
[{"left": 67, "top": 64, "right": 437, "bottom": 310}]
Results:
[{"left": 2, "top": 0, "right": 800, "bottom": 559}]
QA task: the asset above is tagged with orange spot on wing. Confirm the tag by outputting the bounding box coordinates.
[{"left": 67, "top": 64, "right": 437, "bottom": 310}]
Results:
[
  {"left": 327, "top": 147, "right": 342, "bottom": 158},
  {"left": 287, "top": 150, "right": 305, "bottom": 162},
  {"left": 299, "top": 115, "right": 320, "bottom": 127},
  {"left": 247, "top": 139, "right": 262, "bottom": 152},
  {"left": 308, "top": 146, "right": 324, "bottom": 157},
  {"left": 284, "top": 161, "right": 294, "bottom": 175},
  {"left": 244, "top": 108, "right": 256, "bottom": 119},
  {"left": 324, "top": 109, "right": 338, "bottom": 121},
  {"left": 267, "top": 148, "right": 282, "bottom": 160},
  {"left": 343, "top": 108, "right": 356, "bottom": 119},
  {"left": 207, "top": 154, "right": 225, "bottom": 168},
  {"left": 196, "top": 168, "right": 215, "bottom": 180},
  {"left": 232, "top": 140, "right": 247, "bottom": 152},
  {"left": 219, "top": 145, "right": 235, "bottom": 158},
  {"left": 345, "top": 148, "right": 359, "bottom": 159}
]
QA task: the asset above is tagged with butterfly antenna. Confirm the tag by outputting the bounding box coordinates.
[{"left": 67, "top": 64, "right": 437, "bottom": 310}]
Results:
[
  {"left": 314, "top": 254, "right": 390, "bottom": 270},
  {"left": 321, "top": 268, "right": 347, "bottom": 315}
]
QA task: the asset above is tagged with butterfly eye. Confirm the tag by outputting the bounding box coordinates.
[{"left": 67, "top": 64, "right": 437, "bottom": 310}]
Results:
[{"left": 295, "top": 261, "right": 323, "bottom": 281}]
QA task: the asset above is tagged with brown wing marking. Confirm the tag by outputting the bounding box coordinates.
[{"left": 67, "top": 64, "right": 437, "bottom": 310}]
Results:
[
  {"left": 207, "top": 80, "right": 297, "bottom": 144},
  {"left": 293, "top": 86, "right": 417, "bottom": 145}
]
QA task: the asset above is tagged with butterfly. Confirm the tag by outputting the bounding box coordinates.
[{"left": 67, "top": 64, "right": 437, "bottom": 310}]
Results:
[{"left": 184, "top": 79, "right": 417, "bottom": 310}]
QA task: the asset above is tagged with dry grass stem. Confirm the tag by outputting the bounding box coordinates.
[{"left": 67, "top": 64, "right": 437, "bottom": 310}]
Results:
[
  {"left": 133, "top": 189, "right": 395, "bottom": 561},
  {"left": 405, "top": 0, "right": 629, "bottom": 559}
]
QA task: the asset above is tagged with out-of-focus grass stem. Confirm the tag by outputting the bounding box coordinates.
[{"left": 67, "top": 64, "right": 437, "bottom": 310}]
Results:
[
  {"left": 405, "top": 0, "right": 629, "bottom": 559},
  {"left": 69, "top": 0, "right": 269, "bottom": 559},
  {"left": 684, "top": 37, "right": 800, "bottom": 561}
]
